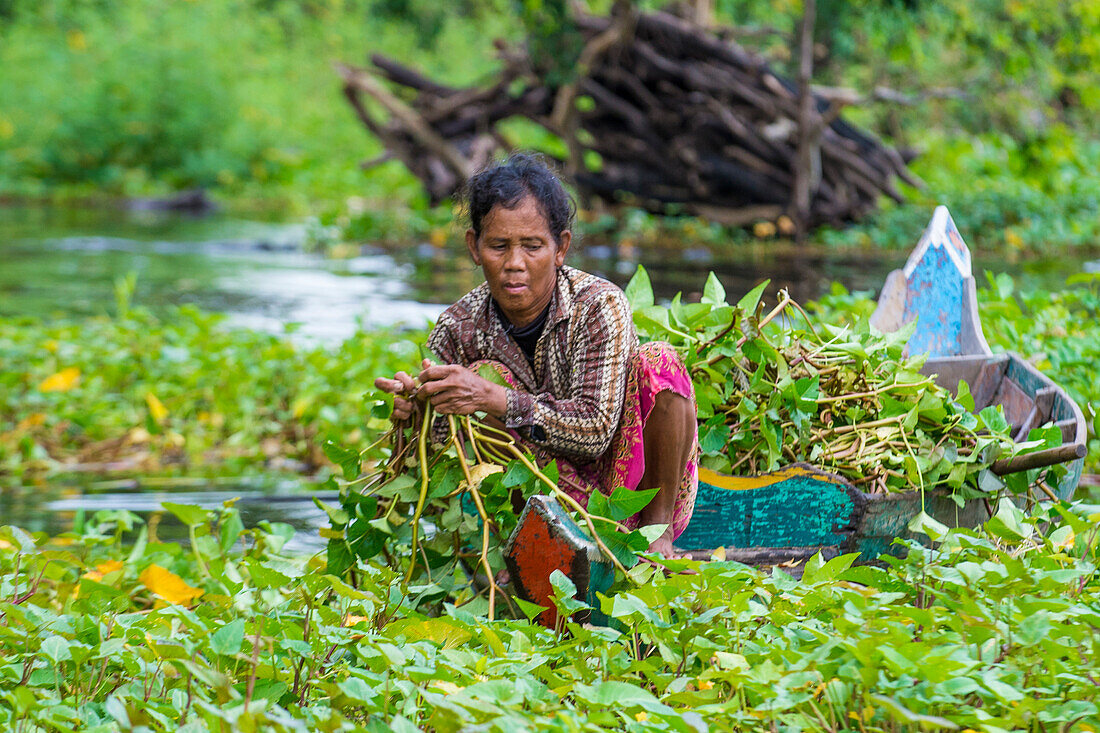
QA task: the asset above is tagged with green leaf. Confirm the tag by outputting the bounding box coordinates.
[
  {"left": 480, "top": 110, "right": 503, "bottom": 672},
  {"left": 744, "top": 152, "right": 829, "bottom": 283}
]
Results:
[
  {"left": 501, "top": 460, "right": 533, "bottom": 488},
  {"left": 634, "top": 306, "right": 672, "bottom": 339},
  {"left": 702, "top": 272, "right": 726, "bottom": 305},
  {"left": 609, "top": 593, "right": 668, "bottom": 626},
  {"left": 736, "top": 279, "right": 770, "bottom": 315},
  {"left": 624, "top": 265, "right": 654, "bottom": 310},
  {"left": 219, "top": 508, "right": 244, "bottom": 554},
  {"left": 907, "top": 510, "right": 949, "bottom": 542},
  {"left": 3, "top": 526, "right": 37, "bottom": 552},
  {"left": 549, "top": 569, "right": 577, "bottom": 599},
  {"left": 41, "top": 636, "right": 71, "bottom": 664},
  {"left": 322, "top": 438, "right": 360, "bottom": 480},
  {"left": 636, "top": 523, "right": 667, "bottom": 545},
  {"left": 476, "top": 363, "right": 510, "bottom": 388},
  {"left": 604, "top": 486, "right": 658, "bottom": 521},
  {"left": 126, "top": 526, "right": 148, "bottom": 564},
  {"left": 801, "top": 552, "right": 859, "bottom": 584},
  {"left": 548, "top": 569, "right": 588, "bottom": 616},
  {"left": 760, "top": 419, "right": 780, "bottom": 471},
  {"left": 587, "top": 489, "right": 610, "bottom": 518},
  {"left": 986, "top": 497, "right": 1030, "bottom": 540},
  {"left": 161, "top": 502, "right": 210, "bottom": 528},
  {"left": 574, "top": 680, "right": 660, "bottom": 707},
  {"left": 386, "top": 618, "right": 472, "bottom": 647},
  {"left": 513, "top": 596, "right": 548, "bottom": 622},
  {"left": 428, "top": 463, "right": 461, "bottom": 499},
  {"left": 978, "top": 405, "right": 1009, "bottom": 434},
  {"left": 870, "top": 694, "right": 959, "bottom": 730},
  {"left": 699, "top": 419, "right": 731, "bottom": 455},
  {"left": 338, "top": 676, "right": 378, "bottom": 704},
  {"left": 210, "top": 619, "right": 245, "bottom": 656},
  {"left": 369, "top": 398, "right": 392, "bottom": 420},
  {"left": 595, "top": 527, "right": 647, "bottom": 569},
  {"left": 542, "top": 460, "right": 559, "bottom": 485},
  {"left": 104, "top": 696, "right": 129, "bottom": 727},
  {"left": 955, "top": 379, "right": 975, "bottom": 412},
  {"left": 245, "top": 559, "right": 293, "bottom": 588},
  {"left": 313, "top": 496, "right": 349, "bottom": 527}
]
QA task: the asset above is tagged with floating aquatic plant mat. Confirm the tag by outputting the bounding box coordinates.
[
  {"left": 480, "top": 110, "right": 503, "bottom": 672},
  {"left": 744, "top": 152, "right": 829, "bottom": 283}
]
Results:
[{"left": 3, "top": 499, "right": 1099, "bottom": 731}]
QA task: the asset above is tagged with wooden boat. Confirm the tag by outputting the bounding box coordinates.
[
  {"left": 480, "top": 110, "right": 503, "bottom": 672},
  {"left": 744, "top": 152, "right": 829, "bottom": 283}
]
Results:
[{"left": 503, "top": 206, "right": 1088, "bottom": 626}]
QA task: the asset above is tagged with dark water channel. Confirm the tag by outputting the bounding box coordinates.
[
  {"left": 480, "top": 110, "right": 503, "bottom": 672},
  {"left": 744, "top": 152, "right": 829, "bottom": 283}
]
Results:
[{"left": 2, "top": 203, "right": 1096, "bottom": 545}]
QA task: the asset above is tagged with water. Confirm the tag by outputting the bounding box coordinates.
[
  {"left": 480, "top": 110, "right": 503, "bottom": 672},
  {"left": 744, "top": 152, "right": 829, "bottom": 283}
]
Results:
[
  {"left": 2, "top": 203, "right": 1095, "bottom": 538},
  {"left": 0, "top": 476, "right": 334, "bottom": 554},
  {"left": 1, "top": 205, "right": 914, "bottom": 343},
  {"left": 0, "top": 206, "right": 445, "bottom": 342}
]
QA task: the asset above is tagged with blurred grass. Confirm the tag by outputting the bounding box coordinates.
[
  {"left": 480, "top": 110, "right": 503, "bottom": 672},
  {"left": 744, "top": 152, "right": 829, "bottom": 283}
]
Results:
[
  {"left": 0, "top": 0, "right": 516, "bottom": 216},
  {"left": 1, "top": 0, "right": 1099, "bottom": 254}
]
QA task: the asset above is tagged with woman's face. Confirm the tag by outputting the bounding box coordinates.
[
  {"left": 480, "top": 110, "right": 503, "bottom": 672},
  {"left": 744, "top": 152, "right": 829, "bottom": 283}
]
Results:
[{"left": 465, "top": 195, "right": 571, "bottom": 328}]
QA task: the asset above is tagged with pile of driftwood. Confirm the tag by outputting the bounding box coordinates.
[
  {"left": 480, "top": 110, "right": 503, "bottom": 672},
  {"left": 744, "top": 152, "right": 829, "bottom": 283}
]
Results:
[{"left": 337, "top": 7, "right": 919, "bottom": 229}]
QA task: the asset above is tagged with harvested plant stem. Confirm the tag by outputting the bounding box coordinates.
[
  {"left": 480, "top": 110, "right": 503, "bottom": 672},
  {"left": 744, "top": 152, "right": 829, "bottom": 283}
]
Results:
[
  {"left": 403, "top": 404, "right": 433, "bottom": 585},
  {"left": 450, "top": 416, "right": 504, "bottom": 620},
  {"left": 469, "top": 427, "right": 634, "bottom": 578}
]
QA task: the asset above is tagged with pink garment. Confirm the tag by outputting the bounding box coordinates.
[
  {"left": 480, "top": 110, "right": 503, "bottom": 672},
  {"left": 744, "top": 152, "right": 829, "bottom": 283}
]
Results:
[{"left": 477, "top": 341, "right": 698, "bottom": 539}]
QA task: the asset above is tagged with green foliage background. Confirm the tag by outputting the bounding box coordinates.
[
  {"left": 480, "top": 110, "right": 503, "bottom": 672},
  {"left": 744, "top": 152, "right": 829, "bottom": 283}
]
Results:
[
  {"left": 2, "top": 0, "right": 1100, "bottom": 250},
  {"left": 0, "top": 0, "right": 512, "bottom": 214}
]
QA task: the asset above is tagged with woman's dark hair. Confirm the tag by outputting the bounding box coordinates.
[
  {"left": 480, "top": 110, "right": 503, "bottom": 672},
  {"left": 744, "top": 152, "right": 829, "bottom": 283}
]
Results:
[{"left": 463, "top": 152, "right": 576, "bottom": 246}]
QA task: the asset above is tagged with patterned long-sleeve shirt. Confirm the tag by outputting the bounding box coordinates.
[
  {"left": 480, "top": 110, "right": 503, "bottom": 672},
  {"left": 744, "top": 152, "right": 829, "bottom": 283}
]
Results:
[{"left": 426, "top": 266, "right": 639, "bottom": 463}]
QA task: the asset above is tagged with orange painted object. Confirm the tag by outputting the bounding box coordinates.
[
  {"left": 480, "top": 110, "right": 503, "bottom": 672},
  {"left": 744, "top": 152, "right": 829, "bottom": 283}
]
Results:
[{"left": 503, "top": 496, "right": 610, "bottom": 628}]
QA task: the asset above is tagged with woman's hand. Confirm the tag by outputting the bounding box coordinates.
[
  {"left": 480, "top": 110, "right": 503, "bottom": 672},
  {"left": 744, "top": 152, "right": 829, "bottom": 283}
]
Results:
[
  {"left": 647, "top": 530, "right": 685, "bottom": 559},
  {"left": 417, "top": 361, "right": 508, "bottom": 417},
  {"left": 373, "top": 369, "right": 418, "bottom": 421}
]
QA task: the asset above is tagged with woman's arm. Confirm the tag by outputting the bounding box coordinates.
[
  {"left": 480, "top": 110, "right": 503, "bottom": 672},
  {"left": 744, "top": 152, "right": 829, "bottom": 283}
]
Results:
[{"left": 502, "top": 289, "right": 637, "bottom": 462}]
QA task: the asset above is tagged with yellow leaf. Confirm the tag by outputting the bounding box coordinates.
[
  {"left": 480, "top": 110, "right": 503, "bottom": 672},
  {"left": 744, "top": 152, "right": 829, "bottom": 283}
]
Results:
[
  {"left": 430, "top": 680, "right": 463, "bottom": 695},
  {"left": 139, "top": 564, "right": 204, "bottom": 605},
  {"left": 343, "top": 615, "right": 370, "bottom": 627},
  {"left": 330, "top": 242, "right": 359, "bottom": 259},
  {"left": 82, "top": 559, "right": 124, "bottom": 583},
  {"left": 66, "top": 29, "right": 86, "bottom": 51},
  {"left": 753, "top": 221, "right": 777, "bottom": 238},
  {"left": 145, "top": 392, "right": 168, "bottom": 423},
  {"left": 460, "top": 463, "right": 504, "bottom": 491},
  {"left": 697, "top": 679, "right": 714, "bottom": 690},
  {"left": 127, "top": 427, "right": 151, "bottom": 443},
  {"left": 39, "top": 367, "right": 81, "bottom": 392},
  {"left": 1053, "top": 529, "right": 1075, "bottom": 551},
  {"left": 17, "top": 413, "right": 46, "bottom": 430}
]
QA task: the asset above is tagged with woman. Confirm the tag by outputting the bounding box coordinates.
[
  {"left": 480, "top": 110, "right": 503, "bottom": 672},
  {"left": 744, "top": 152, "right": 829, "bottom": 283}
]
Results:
[{"left": 375, "top": 154, "right": 697, "bottom": 557}]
